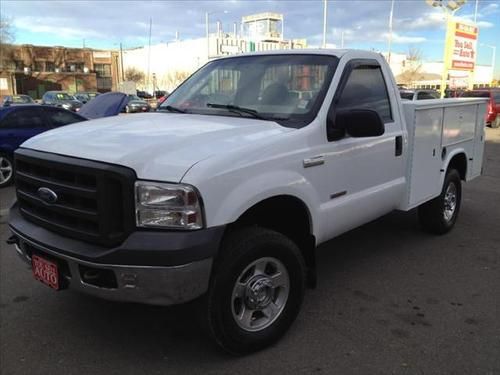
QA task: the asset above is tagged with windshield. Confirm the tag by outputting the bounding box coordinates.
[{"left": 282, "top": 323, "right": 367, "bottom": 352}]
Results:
[
  {"left": 160, "top": 54, "right": 338, "bottom": 128},
  {"left": 128, "top": 95, "right": 143, "bottom": 101},
  {"left": 12, "top": 95, "right": 34, "bottom": 103},
  {"left": 55, "top": 93, "right": 74, "bottom": 100}
]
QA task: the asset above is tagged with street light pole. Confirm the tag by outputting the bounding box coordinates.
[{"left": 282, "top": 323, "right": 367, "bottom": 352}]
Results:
[
  {"left": 387, "top": 0, "right": 395, "bottom": 64},
  {"left": 205, "top": 10, "right": 228, "bottom": 61},
  {"left": 474, "top": 0, "right": 479, "bottom": 23},
  {"left": 205, "top": 12, "right": 210, "bottom": 61},
  {"left": 426, "top": 0, "right": 466, "bottom": 97},
  {"left": 322, "top": 0, "right": 328, "bottom": 48}
]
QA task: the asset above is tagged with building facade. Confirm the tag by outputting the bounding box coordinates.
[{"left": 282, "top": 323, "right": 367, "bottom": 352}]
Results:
[{"left": 0, "top": 44, "right": 121, "bottom": 98}]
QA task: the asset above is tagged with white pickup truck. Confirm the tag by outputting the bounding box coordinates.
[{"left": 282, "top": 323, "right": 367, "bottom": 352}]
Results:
[{"left": 8, "top": 50, "right": 487, "bottom": 354}]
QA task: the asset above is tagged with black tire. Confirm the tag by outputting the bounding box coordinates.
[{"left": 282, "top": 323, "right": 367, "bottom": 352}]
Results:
[
  {"left": 418, "top": 169, "right": 461, "bottom": 234},
  {"left": 199, "top": 226, "right": 306, "bottom": 355},
  {"left": 0, "top": 154, "right": 14, "bottom": 188}
]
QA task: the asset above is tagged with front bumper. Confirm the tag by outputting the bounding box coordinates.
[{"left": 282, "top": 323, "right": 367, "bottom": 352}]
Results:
[{"left": 8, "top": 205, "right": 224, "bottom": 306}]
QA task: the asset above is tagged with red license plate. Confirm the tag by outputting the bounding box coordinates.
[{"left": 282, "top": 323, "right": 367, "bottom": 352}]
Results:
[{"left": 32, "top": 255, "right": 60, "bottom": 290}]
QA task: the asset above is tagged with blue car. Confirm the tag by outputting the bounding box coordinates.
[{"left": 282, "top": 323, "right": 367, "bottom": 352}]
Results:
[
  {"left": 0, "top": 92, "right": 131, "bottom": 187},
  {"left": 0, "top": 105, "right": 87, "bottom": 187}
]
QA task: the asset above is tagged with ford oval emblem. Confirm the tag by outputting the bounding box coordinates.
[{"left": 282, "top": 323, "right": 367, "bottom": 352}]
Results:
[{"left": 37, "top": 187, "right": 58, "bottom": 204}]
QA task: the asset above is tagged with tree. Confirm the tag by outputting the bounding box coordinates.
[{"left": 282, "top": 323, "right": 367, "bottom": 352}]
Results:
[
  {"left": 124, "top": 67, "right": 145, "bottom": 84},
  {"left": 397, "top": 48, "right": 423, "bottom": 87},
  {"left": 163, "top": 70, "right": 190, "bottom": 91},
  {"left": 0, "top": 16, "right": 15, "bottom": 70}
]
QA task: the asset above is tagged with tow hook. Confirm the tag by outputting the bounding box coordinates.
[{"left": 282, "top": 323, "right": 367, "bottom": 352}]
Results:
[{"left": 6, "top": 235, "right": 18, "bottom": 245}]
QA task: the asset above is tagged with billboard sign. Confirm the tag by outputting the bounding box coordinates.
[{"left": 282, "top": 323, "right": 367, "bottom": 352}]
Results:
[{"left": 445, "top": 20, "right": 478, "bottom": 71}]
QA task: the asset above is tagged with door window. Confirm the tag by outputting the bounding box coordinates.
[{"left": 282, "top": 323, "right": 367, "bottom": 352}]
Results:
[
  {"left": 44, "top": 108, "right": 85, "bottom": 127},
  {"left": 0, "top": 108, "right": 45, "bottom": 129},
  {"left": 336, "top": 65, "right": 393, "bottom": 123}
]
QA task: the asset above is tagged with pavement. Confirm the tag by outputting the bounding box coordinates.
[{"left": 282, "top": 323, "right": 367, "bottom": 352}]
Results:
[{"left": 1, "top": 129, "right": 499, "bottom": 375}]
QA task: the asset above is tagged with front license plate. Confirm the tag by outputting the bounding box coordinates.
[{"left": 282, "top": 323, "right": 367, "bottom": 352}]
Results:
[{"left": 32, "top": 255, "right": 59, "bottom": 290}]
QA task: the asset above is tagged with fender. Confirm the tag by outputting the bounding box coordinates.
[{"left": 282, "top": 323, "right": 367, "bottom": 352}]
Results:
[
  {"left": 440, "top": 148, "right": 468, "bottom": 187},
  {"left": 200, "top": 169, "right": 321, "bottom": 238}
]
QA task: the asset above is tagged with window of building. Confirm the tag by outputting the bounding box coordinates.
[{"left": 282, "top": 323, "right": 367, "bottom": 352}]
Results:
[
  {"left": 34, "top": 61, "right": 44, "bottom": 72},
  {"left": 45, "top": 62, "right": 56, "bottom": 72},
  {"left": 14, "top": 60, "right": 24, "bottom": 71},
  {"left": 336, "top": 64, "right": 393, "bottom": 123},
  {"left": 97, "top": 77, "right": 112, "bottom": 90},
  {"left": 95, "top": 64, "right": 111, "bottom": 77}
]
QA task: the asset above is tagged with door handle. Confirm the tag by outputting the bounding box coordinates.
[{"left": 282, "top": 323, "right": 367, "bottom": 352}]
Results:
[
  {"left": 303, "top": 155, "right": 325, "bottom": 168},
  {"left": 395, "top": 136, "right": 403, "bottom": 156}
]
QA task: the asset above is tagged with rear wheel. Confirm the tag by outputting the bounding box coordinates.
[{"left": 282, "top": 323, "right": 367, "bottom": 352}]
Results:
[
  {"left": 0, "top": 154, "right": 14, "bottom": 188},
  {"left": 200, "top": 227, "right": 306, "bottom": 355},
  {"left": 418, "top": 169, "right": 461, "bottom": 234}
]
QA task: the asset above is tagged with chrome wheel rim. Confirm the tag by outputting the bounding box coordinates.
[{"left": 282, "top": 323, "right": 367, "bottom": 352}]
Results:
[
  {"left": 0, "top": 157, "right": 13, "bottom": 184},
  {"left": 231, "top": 257, "right": 290, "bottom": 332},
  {"left": 443, "top": 182, "right": 457, "bottom": 221}
]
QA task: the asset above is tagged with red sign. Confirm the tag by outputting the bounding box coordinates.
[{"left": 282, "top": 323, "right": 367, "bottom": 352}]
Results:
[
  {"left": 32, "top": 255, "right": 60, "bottom": 290},
  {"left": 446, "top": 20, "right": 478, "bottom": 72}
]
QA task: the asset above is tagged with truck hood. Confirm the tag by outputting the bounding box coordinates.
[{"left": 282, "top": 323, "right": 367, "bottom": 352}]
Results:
[{"left": 21, "top": 113, "right": 293, "bottom": 182}]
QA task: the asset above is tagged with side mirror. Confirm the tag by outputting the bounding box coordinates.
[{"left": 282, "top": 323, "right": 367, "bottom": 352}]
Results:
[{"left": 328, "top": 109, "right": 385, "bottom": 140}]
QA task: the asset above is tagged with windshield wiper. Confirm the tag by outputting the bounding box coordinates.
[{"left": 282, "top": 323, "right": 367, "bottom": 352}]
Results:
[
  {"left": 206, "top": 103, "right": 273, "bottom": 120},
  {"left": 161, "top": 105, "right": 186, "bottom": 113}
]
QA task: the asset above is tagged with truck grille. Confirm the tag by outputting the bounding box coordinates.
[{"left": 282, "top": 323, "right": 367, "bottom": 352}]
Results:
[{"left": 14, "top": 149, "right": 136, "bottom": 247}]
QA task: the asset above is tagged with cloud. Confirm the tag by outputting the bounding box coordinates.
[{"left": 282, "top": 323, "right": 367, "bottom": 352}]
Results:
[{"left": 390, "top": 33, "right": 426, "bottom": 44}]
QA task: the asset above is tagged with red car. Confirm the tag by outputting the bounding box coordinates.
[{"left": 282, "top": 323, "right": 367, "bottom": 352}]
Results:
[{"left": 462, "top": 89, "right": 500, "bottom": 128}]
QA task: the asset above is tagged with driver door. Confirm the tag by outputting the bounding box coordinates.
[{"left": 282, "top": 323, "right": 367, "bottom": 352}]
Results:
[{"left": 321, "top": 59, "right": 406, "bottom": 239}]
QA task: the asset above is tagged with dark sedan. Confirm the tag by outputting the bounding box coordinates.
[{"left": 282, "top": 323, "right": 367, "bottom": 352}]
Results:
[
  {"left": 41, "top": 91, "right": 83, "bottom": 112},
  {"left": 0, "top": 105, "right": 86, "bottom": 187},
  {"left": 1, "top": 95, "right": 36, "bottom": 107},
  {"left": 125, "top": 95, "right": 151, "bottom": 113}
]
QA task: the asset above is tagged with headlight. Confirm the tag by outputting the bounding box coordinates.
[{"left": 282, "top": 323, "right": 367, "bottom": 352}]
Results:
[
  {"left": 62, "top": 103, "right": 72, "bottom": 109},
  {"left": 135, "top": 181, "right": 203, "bottom": 229}
]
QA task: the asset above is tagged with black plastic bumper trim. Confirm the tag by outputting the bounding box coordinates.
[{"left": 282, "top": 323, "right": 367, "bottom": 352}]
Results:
[{"left": 8, "top": 203, "right": 225, "bottom": 267}]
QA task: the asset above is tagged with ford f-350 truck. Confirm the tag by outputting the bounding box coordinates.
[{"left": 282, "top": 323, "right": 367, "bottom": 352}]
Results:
[{"left": 7, "top": 50, "right": 487, "bottom": 354}]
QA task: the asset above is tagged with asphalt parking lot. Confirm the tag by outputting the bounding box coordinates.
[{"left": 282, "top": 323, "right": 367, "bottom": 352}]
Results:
[{"left": 1, "top": 129, "right": 499, "bottom": 375}]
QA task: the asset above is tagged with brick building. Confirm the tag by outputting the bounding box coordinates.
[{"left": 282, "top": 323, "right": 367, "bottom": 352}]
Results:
[{"left": 0, "top": 44, "right": 122, "bottom": 98}]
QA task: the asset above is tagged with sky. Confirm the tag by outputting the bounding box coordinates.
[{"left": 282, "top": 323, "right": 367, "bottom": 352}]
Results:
[{"left": 2, "top": 0, "right": 499, "bottom": 77}]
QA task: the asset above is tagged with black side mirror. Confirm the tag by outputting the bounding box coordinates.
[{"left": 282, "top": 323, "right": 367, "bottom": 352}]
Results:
[{"left": 328, "top": 109, "right": 385, "bottom": 140}]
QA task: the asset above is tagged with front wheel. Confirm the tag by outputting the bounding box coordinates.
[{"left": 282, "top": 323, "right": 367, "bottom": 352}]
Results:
[
  {"left": 200, "top": 227, "right": 306, "bottom": 355},
  {"left": 418, "top": 169, "right": 462, "bottom": 234},
  {"left": 0, "top": 154, "right": 14, "bottom": 188}
]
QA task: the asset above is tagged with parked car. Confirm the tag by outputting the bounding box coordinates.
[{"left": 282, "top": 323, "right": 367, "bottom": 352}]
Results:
[
  {"left": 74, "top": 92, "right": 100, "bottom": 104},
  {"left": 41, "top": 91, "right": 83, "bottom": 112},
  {"left": 136, "top": 90, "right": 153, "bottom": 99},
  {"left": 461, "top": 89, "right": 500, "bottom": 128},
  {"left": 399, "top": 89, "right": 440, "bottom": 101},
  {"left": 0, "top": 105, "right": 86, "bottom": 187},
  {"left": 1, "top": 95, "right": 36, "bottom": 107},
  {"left": 154, "top": 90, "right": 168, "bottom": 99},
  {"left": 125, "top": 94, "right": 151, "bottom": 113},
  {"left": 7, "top": 50, "right": 487, "bottom": 354}
]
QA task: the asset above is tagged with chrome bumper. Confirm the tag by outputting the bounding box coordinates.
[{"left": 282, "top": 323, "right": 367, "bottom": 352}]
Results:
[{"left": 12, "top": 231, "right": 213, "bottom": 306}]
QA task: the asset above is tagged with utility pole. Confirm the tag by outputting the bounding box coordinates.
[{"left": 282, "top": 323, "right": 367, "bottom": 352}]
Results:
[
  {"left": 322, "top": 0, "right": 328, "bottom": 48},
  {"left": 341, "top": 30, "right": 345, "bottom": 48},
  {"left": 119, "top": 42, "right": 125, "bottom": 82},
  {"left": 146, "top": 17, "right": 152, "bottom": 93},
  {"left": 474, "top": 0, "right": 479, "bottom": 23},
  {"left": 387, "top": 0, "right": 395, "bottom": 64},
  {"left": 206, "top": 12, "right": 210, "bottom": 60}
]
